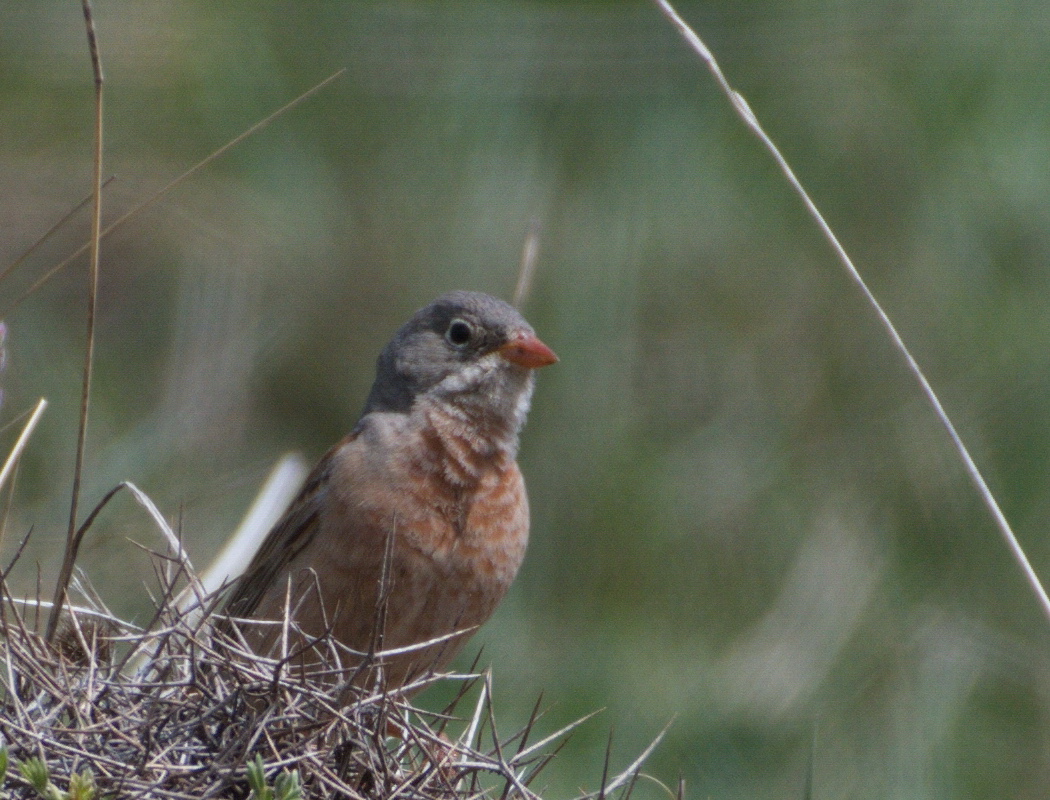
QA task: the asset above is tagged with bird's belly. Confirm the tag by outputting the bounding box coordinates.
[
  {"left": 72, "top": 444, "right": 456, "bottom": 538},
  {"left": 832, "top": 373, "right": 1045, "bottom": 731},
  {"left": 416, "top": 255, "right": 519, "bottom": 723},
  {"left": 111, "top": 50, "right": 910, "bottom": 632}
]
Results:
[{"left": 310, "top": 464, "right": 529, "bottom": 682}]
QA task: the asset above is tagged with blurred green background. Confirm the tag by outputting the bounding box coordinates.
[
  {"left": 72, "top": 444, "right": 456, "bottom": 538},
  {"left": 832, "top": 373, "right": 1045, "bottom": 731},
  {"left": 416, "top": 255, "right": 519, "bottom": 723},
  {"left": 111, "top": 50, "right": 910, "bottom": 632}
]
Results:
[{"left": 5, "top": 1, "right": 1050, "bottom": 797}]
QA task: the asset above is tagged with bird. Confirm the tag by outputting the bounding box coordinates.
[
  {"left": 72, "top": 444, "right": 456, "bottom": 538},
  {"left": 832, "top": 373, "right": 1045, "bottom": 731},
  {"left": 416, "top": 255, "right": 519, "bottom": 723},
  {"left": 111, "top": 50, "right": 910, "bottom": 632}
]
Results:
[{"left": 222, "top": 291, "right": 557, "bottom": 691}]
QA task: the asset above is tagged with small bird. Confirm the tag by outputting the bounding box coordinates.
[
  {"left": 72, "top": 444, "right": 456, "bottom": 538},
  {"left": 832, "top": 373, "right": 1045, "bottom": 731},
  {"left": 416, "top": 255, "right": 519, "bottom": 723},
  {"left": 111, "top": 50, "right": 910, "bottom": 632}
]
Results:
[{"left": 224, "top": 291, "right": 557, "bottom": 690}]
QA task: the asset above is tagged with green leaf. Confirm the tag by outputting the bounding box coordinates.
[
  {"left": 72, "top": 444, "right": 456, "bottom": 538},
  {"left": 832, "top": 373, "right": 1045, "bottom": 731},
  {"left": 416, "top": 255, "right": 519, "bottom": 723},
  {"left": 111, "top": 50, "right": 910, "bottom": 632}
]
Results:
[
  {"left": 273, "top": 769, "right": 302, "bottom": 800},
  {"left": 246, "top": 754, "right": 272, "bottom": 800},
  {"left": 18, "top": 758, "right": 51, "bottom": 794},
  {"left": 68, "top": 770, "right": 96, "bottom": 800}
]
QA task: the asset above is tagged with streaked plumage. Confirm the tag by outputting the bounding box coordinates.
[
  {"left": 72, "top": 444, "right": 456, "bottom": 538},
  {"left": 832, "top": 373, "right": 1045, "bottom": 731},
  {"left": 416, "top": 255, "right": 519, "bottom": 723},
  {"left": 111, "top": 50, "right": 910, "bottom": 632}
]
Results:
[{"left": 224, "top": 291, "right": 556, "bottom": 689}]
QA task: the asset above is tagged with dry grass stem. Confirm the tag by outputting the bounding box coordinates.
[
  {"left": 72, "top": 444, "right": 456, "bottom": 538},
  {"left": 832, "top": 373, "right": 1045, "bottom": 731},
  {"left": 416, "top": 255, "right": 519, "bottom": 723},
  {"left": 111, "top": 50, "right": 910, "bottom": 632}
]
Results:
[
  {"left": 653, "top": 0, "right": 1050, "bottom": 623},
  {"left": 0, "top": 176, "right": 115, "bottom": 287},
  {"left": 4, "top": 70, "right": 346, "bottom": 318},
  {"left": 48, "top": 0, "right": 106, "bottom": 645},
  {"left": 0, "top": 399, "right": 47, "bottom": 501}
]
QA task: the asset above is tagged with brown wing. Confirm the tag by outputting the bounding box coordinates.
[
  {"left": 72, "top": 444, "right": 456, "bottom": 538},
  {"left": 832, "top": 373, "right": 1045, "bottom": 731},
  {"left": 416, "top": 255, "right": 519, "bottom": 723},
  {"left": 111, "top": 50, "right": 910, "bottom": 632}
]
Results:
[{"left": 223, "top": 433, "right": 354, "bottom": 619}]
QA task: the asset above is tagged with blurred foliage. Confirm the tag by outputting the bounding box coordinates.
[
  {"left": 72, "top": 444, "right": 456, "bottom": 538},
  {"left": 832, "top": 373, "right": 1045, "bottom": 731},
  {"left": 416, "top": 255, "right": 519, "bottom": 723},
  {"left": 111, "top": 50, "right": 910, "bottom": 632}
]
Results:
[{"left": 4, "top": 1, "right": 1050, "bottom": 797}]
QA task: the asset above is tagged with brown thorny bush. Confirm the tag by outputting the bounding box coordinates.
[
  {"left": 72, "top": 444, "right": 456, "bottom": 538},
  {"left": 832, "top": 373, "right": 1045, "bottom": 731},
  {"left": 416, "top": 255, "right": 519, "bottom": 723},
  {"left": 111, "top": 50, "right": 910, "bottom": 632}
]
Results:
[{"left": 0, "top": 508, "right": 664, "bottom": 800}]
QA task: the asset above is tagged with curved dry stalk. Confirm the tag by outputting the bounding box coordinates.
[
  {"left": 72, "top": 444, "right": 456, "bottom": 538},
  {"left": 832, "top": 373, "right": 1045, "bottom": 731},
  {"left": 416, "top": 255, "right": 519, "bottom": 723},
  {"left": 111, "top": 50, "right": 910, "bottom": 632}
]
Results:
[
  {"left": 49, "top": 0, "right": 105, "bottom": 645},
  {"left": 44, "top": 481, "right": 205, "bottom": 648},
  {"left": 653, "top": 0, "right": 1050, "bottom": 624}
]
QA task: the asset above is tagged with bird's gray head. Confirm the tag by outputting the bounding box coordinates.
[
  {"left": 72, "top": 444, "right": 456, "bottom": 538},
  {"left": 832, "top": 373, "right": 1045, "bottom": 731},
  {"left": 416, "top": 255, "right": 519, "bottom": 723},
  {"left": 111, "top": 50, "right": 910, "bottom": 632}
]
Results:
[{"left": 362, "top": 291, "right": 557, "bottom": 426}]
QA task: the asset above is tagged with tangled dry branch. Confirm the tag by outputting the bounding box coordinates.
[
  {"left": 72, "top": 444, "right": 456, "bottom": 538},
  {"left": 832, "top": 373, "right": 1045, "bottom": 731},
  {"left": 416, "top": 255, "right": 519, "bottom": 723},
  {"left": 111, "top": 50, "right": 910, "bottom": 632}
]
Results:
[{"left": 0, "top": 549, "right": 664, "bottom": 800}]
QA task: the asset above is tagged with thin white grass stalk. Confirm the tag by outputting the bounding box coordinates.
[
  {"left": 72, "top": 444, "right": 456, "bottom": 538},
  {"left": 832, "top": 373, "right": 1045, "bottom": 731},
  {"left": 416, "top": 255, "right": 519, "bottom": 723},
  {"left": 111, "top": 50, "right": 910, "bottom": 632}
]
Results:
[
  {"left": 8, "top": 598, "right": 139, "bottom": 628},
  {"left": 513, "top": 708, "right": 604, "bottom": 763},
  {"left": 119, "top": 482, "right": 209, "bottom": 611},
  {"left": 120, "top": 482, "right": 195, "bottom": 573},
  {"left": 363, "top": 625, "right": 478, "bottom": 657},
  {"left": 390, "top": 668, "right": 480, "bottom": 698},
  {"left": 8, "top": 596, "right": 137, "bottom": 621},
  {"left": 577, "top": 720, "right": 673, "bottom": 800},
  {"left": 513, "top": 218, "right": 542, "bottom": 308},
  {"left": 482, "top": 670, "right": 536, "bottom": 799},
  {"left": 193, "top": 452, "right": 308, "bottom": 603},
  {"left": 0, "top": 398, "right": 47, "bottom": 494},
  {"left": 215, "top": 619, "right": 480, "bottom": 661},
  {"left": 652, "top": 0, "right": 1050, "bottom": 623},
  {"left": 635, "top": 772, "right": 683, "bottom": 800},
  {"left": 460, "top": 668, "right": 489, "bottom": 750},
  {"left": 69, "top": 572, "right": 120, "bottom": 629}
]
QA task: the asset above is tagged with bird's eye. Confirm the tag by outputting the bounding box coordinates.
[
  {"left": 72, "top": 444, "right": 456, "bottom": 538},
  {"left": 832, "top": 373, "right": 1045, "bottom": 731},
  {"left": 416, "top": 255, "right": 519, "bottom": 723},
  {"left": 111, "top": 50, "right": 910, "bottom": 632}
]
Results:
[{"left": 445, "top": 318, "right": 474, "bottom": 347}]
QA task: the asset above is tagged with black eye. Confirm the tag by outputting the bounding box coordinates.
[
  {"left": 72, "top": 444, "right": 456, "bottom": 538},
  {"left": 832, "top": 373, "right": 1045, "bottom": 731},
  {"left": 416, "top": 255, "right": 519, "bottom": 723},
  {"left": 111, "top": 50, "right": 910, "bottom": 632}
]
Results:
[{"left": 445, "top": 318, "right": 474, "bottom": 347}]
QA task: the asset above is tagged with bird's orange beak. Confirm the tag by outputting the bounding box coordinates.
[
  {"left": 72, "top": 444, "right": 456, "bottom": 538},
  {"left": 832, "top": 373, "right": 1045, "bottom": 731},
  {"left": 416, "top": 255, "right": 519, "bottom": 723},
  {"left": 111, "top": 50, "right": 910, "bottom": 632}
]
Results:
[{"left": 498, "top": 331, "right": 558, "bottom": 369}]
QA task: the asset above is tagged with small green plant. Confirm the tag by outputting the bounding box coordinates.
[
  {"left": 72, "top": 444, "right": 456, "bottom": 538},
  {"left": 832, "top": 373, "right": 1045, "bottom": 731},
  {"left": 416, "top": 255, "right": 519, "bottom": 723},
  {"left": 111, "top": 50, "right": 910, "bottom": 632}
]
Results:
[
  {"left": 246, "top": 753, "right": 302, "bottom": 800},
  {"left": 66, "top": 771, "right": 96, "bottom": 800},
  {"left": 19, "top": 757, "right": 60, "bottom": 800},
  {"left": 16, "top": 757, "right": 95, "bottom": 800}
]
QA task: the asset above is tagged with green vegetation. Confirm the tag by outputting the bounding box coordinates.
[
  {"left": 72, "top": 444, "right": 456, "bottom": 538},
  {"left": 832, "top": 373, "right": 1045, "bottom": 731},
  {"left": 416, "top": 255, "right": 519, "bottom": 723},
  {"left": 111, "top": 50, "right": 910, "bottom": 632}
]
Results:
[{"left": 4, "top": 2, "right": 1050, "bottom": 797}]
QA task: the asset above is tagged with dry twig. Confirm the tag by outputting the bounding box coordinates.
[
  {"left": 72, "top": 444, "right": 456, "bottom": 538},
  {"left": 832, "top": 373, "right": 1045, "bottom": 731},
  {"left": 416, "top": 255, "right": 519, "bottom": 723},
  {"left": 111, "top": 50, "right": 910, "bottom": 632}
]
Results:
[{"left": 0, "top": 554, "right": 657, "bottom": 800}]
